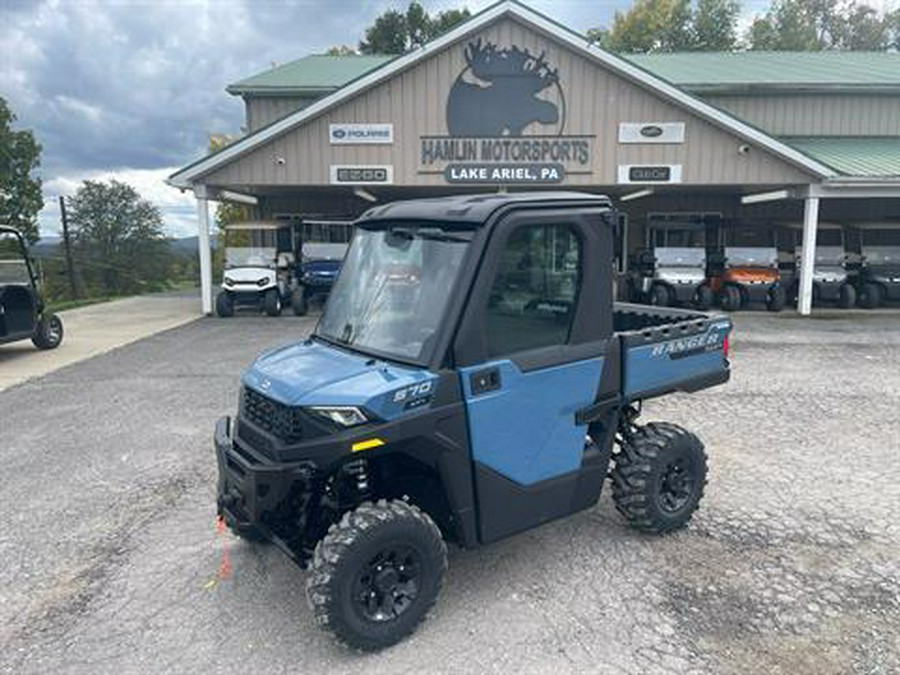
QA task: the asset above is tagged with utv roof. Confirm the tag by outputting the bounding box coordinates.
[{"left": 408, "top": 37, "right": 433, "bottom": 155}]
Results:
[
  {"left": 358, "top": 192, "right": 613, "bottom": 226},
  {"left": 223, "top": 221, "right": 287, "bottom": 231}
]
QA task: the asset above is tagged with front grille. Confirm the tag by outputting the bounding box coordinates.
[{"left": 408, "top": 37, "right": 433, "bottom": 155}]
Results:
[{"left": 241, "top": 387, "right": 306, "bottom": 443}]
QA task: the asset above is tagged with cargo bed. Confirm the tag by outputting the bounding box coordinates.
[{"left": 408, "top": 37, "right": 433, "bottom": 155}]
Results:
[{"left": 613, "top": 303, "right": 732, "bottom": 401}]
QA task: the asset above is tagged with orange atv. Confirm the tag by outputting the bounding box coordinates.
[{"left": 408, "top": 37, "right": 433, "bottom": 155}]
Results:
[{"left": 709, "top": 247, "right": 786, "bottom": 312}]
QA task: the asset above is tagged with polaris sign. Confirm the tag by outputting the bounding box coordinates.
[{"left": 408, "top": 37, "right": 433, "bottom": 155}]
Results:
[{"left": 329, "top": 124, "right": 393, "bottom": 145}]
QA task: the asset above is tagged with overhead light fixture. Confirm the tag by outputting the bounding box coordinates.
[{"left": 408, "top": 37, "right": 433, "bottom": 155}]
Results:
[
  {"left": 741, "top": 189, "right": 791, "bottom": 205},
  {"left": 353, "top": 187, "right": 377, "bottom": 203},
  {"left": 620, "top": 189, "right": 654, "bottom": 202}
]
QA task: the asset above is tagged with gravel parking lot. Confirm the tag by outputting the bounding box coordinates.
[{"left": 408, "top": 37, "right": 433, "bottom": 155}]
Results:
[{"left": 1, "top": 311, "right": 898, "bottom": 674}]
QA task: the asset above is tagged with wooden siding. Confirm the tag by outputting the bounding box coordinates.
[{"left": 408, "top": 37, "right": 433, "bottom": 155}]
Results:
[
  {"left": 706, "top": 94, "right": 900, "bottom": 137},
  {"left": 204, "top": 17, "right": 815, "bottom": 188},
  {"left": 246, "top": 96, "right": 318, "bottom": 132}
]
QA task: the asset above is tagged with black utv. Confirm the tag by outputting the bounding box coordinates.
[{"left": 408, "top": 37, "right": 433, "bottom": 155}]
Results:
[{"left": 0, "top": 226, "right": 63, "bottom": 350}]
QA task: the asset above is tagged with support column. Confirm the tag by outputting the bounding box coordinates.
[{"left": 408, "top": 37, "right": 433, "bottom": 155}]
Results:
[
  {"left": 195, "top": 185, "right": 213, "bottom": 315},
  {"left": 798, "top": 194, "right": 820, "bottom": 316}
]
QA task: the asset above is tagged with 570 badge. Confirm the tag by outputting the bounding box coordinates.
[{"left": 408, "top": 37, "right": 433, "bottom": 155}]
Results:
[{"left": 392, "top": 381, "right": 435, "bottom": 410}]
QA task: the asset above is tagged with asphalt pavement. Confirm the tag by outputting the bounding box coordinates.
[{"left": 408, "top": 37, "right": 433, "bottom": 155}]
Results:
[
  {"left": 0, "top": 290, "right": 201, "bottom": 391},
  {"left": 0, "top": 311, "right": 898, "bottom": 674}
]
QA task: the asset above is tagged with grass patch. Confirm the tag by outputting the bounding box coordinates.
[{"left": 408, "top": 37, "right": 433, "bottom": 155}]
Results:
[{"left": 48, "top": 296, "right": 123, "bottom": 313}]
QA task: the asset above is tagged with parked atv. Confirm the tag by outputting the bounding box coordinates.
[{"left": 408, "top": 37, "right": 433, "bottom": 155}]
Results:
[
  {"left": 213, "top": 193, "right": 732, "bottom": 650},
  {"left": 854, "top": 224, "right": 900, "bottom": 308},
  {"left": 0, "top": 226, "right": 63, "bottom": 350}
]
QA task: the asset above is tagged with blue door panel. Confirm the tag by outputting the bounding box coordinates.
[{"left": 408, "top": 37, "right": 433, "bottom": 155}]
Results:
[{"left": 460, "top": 358, "right": 603, "bottom": 485}]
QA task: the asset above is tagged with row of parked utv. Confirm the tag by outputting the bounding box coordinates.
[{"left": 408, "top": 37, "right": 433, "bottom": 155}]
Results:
[{"left": 624, "top": 222, "right": 899, "bottom": 312}]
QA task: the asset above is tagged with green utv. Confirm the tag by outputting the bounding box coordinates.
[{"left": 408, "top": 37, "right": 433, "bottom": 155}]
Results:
[{"left": 214, "top": 193, "right": 732, "bottom": 649}]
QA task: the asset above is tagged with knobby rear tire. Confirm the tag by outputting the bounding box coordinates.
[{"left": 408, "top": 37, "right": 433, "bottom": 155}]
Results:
[{"left": 611, "top": 422, "right": 708, "bottom": 534}]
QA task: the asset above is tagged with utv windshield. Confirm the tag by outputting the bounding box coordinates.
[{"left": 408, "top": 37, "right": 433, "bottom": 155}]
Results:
[
  {"left": 316, "top": 224, "right": 473, "bottom": 363},
  {"left": 0, "top": 233, "right": 31, "bottom": 285},
  {"left": 224, "top": 227, "right": 279, "bottom": 269}
]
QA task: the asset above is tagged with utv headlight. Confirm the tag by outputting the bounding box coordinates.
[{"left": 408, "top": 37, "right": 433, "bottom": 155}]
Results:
[
  {"left": 257, "top": 277, "right": 269, "bottom": 287},
  {"left": 308, "top": 406, "right": 369, "bottom": 427},
  {"left": 224, "top": 277, "right": 235, "bottom": 287}
]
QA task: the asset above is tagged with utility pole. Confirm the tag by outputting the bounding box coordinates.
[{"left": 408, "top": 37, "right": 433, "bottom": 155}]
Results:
[{"left": 59, "top": 195, "right": 78, "bottom": 299}]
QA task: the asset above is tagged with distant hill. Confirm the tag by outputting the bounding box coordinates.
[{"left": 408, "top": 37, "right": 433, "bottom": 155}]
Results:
[
  {"left": 31, "top": 235, "right": 218, "bottom": 259},
  {"left": 168, "top": 235, "right": 219, "bottom": 256}
]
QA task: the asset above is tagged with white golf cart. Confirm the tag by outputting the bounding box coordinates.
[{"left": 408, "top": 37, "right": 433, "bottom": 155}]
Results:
[{"left": 216, "top": 222, "right": 293, "bottom": 318}]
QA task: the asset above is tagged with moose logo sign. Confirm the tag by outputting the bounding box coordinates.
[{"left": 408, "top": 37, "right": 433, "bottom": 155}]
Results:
[
  {"left": 446, "top": 39, "right": 564, "bottom": 137},
  {"left": 419, "top": 39, "right": 593, "bottom": 185}
]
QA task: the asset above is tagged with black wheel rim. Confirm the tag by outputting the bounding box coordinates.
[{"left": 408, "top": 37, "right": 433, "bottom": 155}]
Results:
[
  {"left": 353, "top": 545, "right": 422, "bottom": 623},
  {"left": 657, "top": 459, "right": 695, "bottom": 513}
]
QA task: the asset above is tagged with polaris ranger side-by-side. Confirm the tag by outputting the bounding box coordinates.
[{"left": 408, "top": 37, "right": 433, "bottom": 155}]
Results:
[{"left": 214, "top": 193, "right": 732, "bottom": 650}]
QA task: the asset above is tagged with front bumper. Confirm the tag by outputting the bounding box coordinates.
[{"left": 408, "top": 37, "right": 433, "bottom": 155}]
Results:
[
  {"left": 214, "top": 416, "right": 314, "bottom": 534},
  {"left": 742, "top": 282, "right": 777, "bottom": 303}
]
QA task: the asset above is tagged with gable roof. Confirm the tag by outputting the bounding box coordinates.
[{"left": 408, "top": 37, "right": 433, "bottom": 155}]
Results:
[
  {"left": 627, "top": 52, "right": 900, "bottom": 94},
  {"left": 226, "top": 54, "right": 393, "bottom": 96},
  {"left": 168, "top": 0, "right": 837, "bottom": 189}
]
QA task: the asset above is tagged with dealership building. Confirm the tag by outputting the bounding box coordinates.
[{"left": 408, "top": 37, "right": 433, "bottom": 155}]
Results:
[{"left": 168, "top": 0, "right": 900, "bottom": 315}]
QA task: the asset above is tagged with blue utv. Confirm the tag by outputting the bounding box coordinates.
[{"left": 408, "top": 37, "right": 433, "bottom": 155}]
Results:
[{"left": 214, "top": 193, "right": 732, "bottom": 650}]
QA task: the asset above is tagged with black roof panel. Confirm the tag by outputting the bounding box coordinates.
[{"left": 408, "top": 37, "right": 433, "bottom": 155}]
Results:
[{"left": 357, "top": 191, "right": 613, "bottom": 226}]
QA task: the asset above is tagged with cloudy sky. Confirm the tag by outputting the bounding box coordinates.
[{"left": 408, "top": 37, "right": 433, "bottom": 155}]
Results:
[{"left": 1, "top": 0, "right": 892, "bottom": 238}]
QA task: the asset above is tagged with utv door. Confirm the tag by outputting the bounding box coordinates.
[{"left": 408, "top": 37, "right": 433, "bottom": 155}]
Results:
[{"left": 453, "top": 209, "right": 617, "bottom": 543}]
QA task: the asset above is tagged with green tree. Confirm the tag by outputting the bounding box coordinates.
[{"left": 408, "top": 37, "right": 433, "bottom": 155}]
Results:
[
  {"left": 325, "top": 44, "right": 358, "bottom": 56},
  {"left": 0, "top": 97, "right": 44, "bottom": 244},
  {"left": 67, "top": 179, "right": 168, "bottom": 296},
  {"left": 748, "top": 0, "right": 896, "bottom": 50},
  {"left": 357, "top": 2, "right": 471, "bottom": 55},
  {"left": 594, "top": 0, "right": 739, "bottom": 53},
  {"left": 692, "top": 0, "right": 742, "bottom": 50}
]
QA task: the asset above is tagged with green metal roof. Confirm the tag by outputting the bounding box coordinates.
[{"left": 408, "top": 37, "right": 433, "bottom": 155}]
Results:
[
  {"left": 783, "top": 137, "right": 900, "bottom": 177},
  {"left": 230, "top": 51, "right": 900, "bottom": 97},
  {"left": 627, "top": 52, "right": 900, "bottom": 92},
  {"left": 226, "top": 54, "right": 394, "bottom": 95}
]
